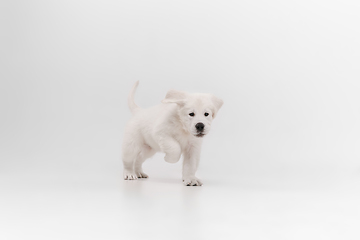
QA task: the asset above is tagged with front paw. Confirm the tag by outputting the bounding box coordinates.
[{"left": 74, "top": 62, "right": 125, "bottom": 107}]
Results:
[
  {"left": 164, "top": 153, "right": 181, "bottom": 163},
  {"left": 182, "top": 176, "right": 203, "bottom": 186}
]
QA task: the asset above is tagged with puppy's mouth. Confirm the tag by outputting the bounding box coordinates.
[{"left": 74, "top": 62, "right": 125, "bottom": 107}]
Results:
[{"left": 195, "top": 133, "right": 205, "bottom": 138}]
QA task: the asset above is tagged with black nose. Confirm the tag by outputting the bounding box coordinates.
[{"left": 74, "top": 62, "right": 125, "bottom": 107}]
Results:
[{"left": 195, "top": 123, "right": 205, "bottom": 132}]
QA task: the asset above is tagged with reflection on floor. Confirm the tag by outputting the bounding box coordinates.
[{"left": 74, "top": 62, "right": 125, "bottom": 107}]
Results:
[{"left": 1, "top": 165, "right": 359, "bottom": 240}]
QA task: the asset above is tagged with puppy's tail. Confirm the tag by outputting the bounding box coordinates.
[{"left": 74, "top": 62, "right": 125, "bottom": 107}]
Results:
[{"left": 128, "top": 81, "right": 141, "bottom": 114}]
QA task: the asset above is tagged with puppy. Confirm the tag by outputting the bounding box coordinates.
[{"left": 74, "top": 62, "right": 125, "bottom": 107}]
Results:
[{"left": 122, "top": 81, "right": 223, "bottom": 186}]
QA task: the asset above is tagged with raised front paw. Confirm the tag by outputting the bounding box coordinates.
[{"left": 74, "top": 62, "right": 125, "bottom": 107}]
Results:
[
  {"left": 164, "top": 153, "right": 181, "bottom": 163},
  {"left": 182, "top": 176, "right": 203, "bottom": 186}
]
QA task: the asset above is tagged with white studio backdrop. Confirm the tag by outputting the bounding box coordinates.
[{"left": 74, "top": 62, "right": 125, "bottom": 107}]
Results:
[
  {"left": 0, "top": 1, "right": 360, "bottom": 239},
  {"left": 1, "top": 0, "right": 359, "bottom": 176}
]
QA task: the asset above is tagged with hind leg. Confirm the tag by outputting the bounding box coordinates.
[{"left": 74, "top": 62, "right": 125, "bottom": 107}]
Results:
[
  {"left": 122, "top": 148, "right": 138, "bottom": 180},
  {"left": 134, "top": 144, "right": 156, "bottom": 178},
  {"left": 122, "top": 132, "right": 143, "bottom": 180},
  {"left": 122, "top": 138, "right": 155, "bottom": 180}
]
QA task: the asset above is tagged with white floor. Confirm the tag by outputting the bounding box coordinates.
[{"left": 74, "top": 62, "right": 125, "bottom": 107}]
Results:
[{"left": 1, "top": 161, "right": 359, "bottom": 240}]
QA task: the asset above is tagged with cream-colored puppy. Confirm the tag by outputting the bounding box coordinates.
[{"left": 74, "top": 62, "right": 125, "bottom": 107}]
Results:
[{"left": 122, "top": 81, "right": 223, "bottom": 186}]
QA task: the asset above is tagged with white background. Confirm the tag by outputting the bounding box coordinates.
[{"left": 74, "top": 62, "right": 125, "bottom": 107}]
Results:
[{"left": 1, "top": 1, "right": 360, "bottom": 239}]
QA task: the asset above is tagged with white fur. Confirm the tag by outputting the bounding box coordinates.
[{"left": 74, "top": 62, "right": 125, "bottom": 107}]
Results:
[{"left": 122, "top": 81, "right": 223, "bottom": 186}]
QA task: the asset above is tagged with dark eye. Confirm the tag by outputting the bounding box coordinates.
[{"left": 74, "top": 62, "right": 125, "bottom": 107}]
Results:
[
  {"left": 189, "top": 112, "right": 195, "bottom": 117},
  {"left": 204, "top": 112, "right": 209, "bottom": 117}
]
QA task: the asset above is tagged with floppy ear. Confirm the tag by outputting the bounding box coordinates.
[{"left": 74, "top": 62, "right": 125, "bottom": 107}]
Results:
[
  {"left": 161, "top": 89, "right": 187, "bottom": 106},
  {"left": 210, "top": 95, "right": 223, "bottom": 118}
]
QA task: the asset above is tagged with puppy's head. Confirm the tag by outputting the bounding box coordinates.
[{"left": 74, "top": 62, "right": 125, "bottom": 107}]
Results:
[{"left": 162, "top": 89, "right": 223, "bottom": 138}]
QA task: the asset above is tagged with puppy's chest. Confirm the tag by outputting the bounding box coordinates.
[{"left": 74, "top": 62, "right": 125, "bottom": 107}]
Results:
[{"left": 173, "top": 133, "right": 193, "bottom": 151}]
